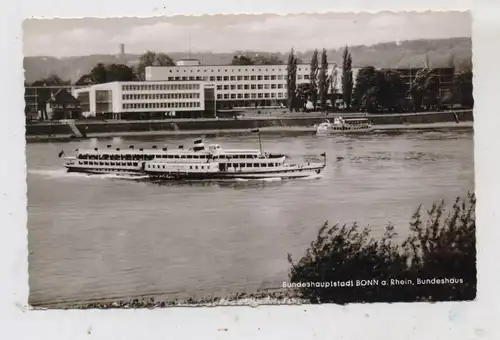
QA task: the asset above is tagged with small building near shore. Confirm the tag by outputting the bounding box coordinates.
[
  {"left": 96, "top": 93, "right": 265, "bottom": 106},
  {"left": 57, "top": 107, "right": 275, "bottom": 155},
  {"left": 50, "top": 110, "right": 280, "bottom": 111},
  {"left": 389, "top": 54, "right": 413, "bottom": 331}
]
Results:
[
  {"left": 46, "top": 89, "right": 82, "bottom": 120},
  {"left": 73, "top": 80, "right": 214, "bottom": 120}
]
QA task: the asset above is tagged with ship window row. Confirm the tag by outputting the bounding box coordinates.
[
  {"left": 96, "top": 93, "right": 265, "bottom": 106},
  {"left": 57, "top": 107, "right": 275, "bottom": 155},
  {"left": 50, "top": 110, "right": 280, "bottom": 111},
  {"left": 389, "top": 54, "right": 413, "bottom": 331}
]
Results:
[
  {"left": 219, "top": 154, "right": 258, "bottom": 159},
  {"left": 123, "top": 102, "right": 201, "bottom": 109},
  {"left": 78, "top": 154, "right": 155, "bottom": 160},
  {"left": 216, "top": 83, "right": 285, "bottom": 91},
  {"left": 152, "top": 154, "right": 257, "bottom": 159},
  {"left": 78, "top": 153, "right": 258, "bottom": 161},
  {"left": 149, "top": 164, "right": 211, "bottom": 170},
  {"left": 122, "top": 84, "right": 200, "bottom": 91},
  {"left": 79, "top": 161, "right": 138, "bottom": 166},
  {"left": 122, "top": 93, "right": 200, "bottom": 100},
  {"left": 217, "top": 92, "right": 286, "bottom": 99},
  {"left": 333, "top": 124, "right": 370, "bottom": 130},
  {"left": 227, "top": 163, "right": 280, "bottom": 168}
]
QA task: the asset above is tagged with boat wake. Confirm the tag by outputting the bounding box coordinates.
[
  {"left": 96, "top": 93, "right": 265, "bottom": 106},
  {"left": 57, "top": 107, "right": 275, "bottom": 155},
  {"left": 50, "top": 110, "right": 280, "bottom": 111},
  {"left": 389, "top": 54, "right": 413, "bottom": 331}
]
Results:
[
  {"left": 260, "top": 177, "right": 283, "bottom": 182},
  {"left": 298, "top": 174, "right": 323, "bottom": 180},
  {"left": 28, "top": 169, "right": 148, "bottom": 181},
  {"left": 28, "top": 168, "right": 86, "bottom": 179}
]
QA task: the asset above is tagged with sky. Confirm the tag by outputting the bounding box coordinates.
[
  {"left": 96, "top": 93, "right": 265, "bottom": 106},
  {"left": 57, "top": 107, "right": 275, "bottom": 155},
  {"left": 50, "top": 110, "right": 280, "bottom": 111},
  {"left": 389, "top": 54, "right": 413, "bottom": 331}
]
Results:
[{"left": 23, "top": 11, "right": 471, "bottom": 58}]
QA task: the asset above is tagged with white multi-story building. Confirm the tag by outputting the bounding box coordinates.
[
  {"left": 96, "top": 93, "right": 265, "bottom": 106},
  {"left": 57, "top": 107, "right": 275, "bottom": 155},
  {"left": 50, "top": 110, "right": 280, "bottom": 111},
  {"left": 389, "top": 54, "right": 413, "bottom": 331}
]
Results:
[
  {"left": 71, "top": 59, "right": 360, "bottom": 119},
  {"left": 145, "top": 59, "right": 359, "bottom": 108},
  {"left": 73, "top": 80, "right": 211, "bottom": 119}
]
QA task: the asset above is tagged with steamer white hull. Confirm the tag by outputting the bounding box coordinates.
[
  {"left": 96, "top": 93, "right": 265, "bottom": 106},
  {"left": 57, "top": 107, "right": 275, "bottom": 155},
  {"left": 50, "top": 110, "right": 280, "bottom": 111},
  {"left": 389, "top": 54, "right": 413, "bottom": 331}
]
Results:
[{"left": 61, "top": 137, "right": 327, "bottom": 181}]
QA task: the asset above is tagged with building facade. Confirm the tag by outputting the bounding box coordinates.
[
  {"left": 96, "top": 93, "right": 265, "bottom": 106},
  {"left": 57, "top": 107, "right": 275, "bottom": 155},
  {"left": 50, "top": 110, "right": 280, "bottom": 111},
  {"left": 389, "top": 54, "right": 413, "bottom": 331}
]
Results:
[
  {"left": 145, "top": 60, "right": 360, "bottom": 109},
  {"left": 73, "top": 80, "right": 209, "bottom": 119}
]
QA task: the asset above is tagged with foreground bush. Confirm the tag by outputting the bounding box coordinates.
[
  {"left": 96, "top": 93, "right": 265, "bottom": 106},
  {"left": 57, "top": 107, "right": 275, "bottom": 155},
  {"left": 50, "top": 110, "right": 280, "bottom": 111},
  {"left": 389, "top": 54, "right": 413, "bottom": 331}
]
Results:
[{"left": 287, "top": 193, "right": 476, "bottom": 304}]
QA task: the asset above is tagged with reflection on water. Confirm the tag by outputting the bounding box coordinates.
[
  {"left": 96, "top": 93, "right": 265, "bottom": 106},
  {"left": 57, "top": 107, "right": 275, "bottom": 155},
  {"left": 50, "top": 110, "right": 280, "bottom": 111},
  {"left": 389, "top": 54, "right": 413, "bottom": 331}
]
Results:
[{"left": 27, "top": 130, "right": 474, "bottom": 306}]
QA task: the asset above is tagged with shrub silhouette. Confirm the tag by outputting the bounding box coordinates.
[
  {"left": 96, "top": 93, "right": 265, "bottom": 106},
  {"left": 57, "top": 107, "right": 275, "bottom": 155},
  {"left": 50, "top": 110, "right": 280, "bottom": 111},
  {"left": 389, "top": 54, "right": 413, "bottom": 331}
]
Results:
[{"left": 287, "top": 193, "right": 476, "bottom": 304}]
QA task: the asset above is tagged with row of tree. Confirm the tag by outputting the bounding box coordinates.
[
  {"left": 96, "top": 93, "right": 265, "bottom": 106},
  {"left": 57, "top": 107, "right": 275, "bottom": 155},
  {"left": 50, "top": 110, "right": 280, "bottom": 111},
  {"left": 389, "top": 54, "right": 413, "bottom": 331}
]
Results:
[
  {"left": 26, "top": 51, "right": 176, "bottom": 88},
  {"left": 353, "top": 66, "right": 473, "bottom": 112},
  {"left": 286, "top": 46, "right": 354, "bottom": 112},
  {"left": 286, "top": 46, "right": 473, "bottom": 113},
  {"left": 90, "top": 51, "right": 175, "bottom": 83}
]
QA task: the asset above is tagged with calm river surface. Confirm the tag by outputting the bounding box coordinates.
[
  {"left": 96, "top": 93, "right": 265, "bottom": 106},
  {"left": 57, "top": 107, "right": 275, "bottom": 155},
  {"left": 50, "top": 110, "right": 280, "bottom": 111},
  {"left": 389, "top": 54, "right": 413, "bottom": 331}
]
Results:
[{"left": 27, "top": 130, "right": 474, "bottom": 306}]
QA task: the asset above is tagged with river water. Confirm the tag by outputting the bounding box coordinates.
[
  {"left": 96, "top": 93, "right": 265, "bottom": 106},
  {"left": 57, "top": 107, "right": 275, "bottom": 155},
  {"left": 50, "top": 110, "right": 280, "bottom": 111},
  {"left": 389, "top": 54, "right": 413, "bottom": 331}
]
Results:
[{"left": 27, "top": 130, "right": 474, "bottom": 306}]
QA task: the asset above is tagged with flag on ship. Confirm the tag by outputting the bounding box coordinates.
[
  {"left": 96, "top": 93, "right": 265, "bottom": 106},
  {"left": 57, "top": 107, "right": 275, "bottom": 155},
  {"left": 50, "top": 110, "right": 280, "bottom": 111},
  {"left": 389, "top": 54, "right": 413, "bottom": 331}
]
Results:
[
  {"left": 251, "top": 128, "right": 260, "bottom": 133},
  {"left": 58, "top": 150, "right": 65, "bottom": 158},
  {"left": 320, "top": 152, "right": 326, "bottom": 157}
]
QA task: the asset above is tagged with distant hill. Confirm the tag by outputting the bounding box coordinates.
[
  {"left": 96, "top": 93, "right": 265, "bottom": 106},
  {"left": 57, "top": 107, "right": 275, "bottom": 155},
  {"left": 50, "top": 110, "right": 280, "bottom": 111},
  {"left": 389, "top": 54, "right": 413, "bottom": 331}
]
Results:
[{"left": 23, "top": 37, "right": 472, "bottom": 83}]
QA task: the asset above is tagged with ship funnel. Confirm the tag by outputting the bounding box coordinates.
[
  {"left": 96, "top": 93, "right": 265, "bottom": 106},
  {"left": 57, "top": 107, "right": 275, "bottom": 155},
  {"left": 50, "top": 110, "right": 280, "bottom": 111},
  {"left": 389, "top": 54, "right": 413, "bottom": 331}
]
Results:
[{"left": 193, "top": 139, "right": 205, "bottom": 152}]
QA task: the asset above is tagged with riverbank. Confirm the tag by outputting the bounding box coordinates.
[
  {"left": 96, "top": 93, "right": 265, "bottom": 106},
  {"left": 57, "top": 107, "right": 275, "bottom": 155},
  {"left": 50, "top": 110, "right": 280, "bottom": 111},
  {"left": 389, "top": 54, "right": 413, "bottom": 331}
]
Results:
[
  {"left": 25, "top": 110, "right": 473, "bottom": 138},
  {"left": 31, "top": 289, "right": 305, "bottom": 309},
  {"left": 26, "top": 121, "right": 473, "bottom": 143}
]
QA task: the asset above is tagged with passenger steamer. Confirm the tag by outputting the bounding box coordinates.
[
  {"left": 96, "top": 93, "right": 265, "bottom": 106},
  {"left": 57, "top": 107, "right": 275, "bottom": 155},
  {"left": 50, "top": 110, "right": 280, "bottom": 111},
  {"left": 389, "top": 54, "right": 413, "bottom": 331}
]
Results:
[
  {"left": 62, "top": 137, "right": 326, "bottom": 180},
  {"left": 316, "top": 117, "right": 373, "bottom": 135}
]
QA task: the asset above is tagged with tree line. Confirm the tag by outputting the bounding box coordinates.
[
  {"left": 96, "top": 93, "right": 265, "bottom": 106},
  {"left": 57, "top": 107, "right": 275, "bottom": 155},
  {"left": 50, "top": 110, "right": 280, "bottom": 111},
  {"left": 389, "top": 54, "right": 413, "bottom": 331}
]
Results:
[
  {"left": 89, "top": 51, "right": 176, "bottom": 83},
  {"left": 26, "top": 51, "right": 176, "bottom": 88},
  {"left": 288, "top": 193, "right": 476, "bottom": 303},
  {"left": 231, "top": 54, "right": 284, "bottom": 65},
  {"left": 286, "top": 46, "right": 473, "bottom": 113}
]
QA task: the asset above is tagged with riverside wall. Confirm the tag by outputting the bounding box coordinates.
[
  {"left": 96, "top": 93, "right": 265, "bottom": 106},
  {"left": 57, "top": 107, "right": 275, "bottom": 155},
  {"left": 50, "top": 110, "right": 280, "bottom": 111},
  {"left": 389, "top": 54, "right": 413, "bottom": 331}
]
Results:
[{"left": 25, "top": 110, "right": 473, "bottom": 136}]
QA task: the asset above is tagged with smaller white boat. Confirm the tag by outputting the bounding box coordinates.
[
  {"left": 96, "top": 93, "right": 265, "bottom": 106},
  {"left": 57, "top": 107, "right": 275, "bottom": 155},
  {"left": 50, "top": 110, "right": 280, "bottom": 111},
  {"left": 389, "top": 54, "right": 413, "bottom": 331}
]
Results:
[{"left": 316, "top": 117, "right": 374, "bottom": 135}]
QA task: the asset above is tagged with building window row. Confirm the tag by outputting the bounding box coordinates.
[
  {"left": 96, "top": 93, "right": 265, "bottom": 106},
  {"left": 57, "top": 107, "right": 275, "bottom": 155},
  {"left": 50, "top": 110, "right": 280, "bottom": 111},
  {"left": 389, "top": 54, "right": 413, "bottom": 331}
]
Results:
[
  {"left": 122, "top": 84, "right": 200, "bottom": 91},
  {"left": 216, "top": 92, "right": 287, "bottom": 100},
  {"left": 167, "top": 76, "right": 208, "bottom": 81},
  {"left": 123, "top": 102, "right": 201, "bottom": 110},
  {"left": 208, "top": 75, "right": 287, "bottom": 81},
  {"left": 159, "top": 75, "right": 312, "bottom": 82},
  {"left": 216, "top": 83, "right": 285, "bottom": 90},
  {"left": 163, "top": 75, "right": 289, "bottom": 81},
  {"left": 164, "top": 67, "right": 310, "bottom": 74},
  {"left": 122, "top": 93, "right": 200, "bottom": 100}
]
